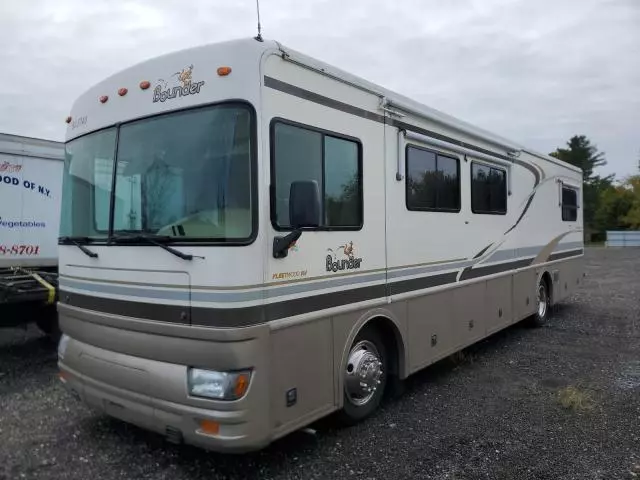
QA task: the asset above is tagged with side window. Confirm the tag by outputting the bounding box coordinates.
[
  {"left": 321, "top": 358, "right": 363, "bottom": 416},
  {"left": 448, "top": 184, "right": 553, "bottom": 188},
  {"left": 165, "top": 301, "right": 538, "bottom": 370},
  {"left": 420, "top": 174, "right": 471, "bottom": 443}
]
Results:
[
  {"left": 272, "top": 121, "right": 362, "bottom": 229},
  {"left": 406, "top": 145, "right": 460, "bottom": 212},
  {"left": 471, "top": 162, "right": 507, "bottom": 215},
  {"left": 561, "top": 187, "right": 578, "bottom": 221}
]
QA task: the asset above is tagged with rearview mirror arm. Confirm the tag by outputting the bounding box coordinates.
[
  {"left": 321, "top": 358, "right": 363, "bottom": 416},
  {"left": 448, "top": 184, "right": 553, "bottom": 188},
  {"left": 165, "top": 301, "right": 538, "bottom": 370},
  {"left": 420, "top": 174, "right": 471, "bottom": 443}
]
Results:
[{"left": 272, "top": 229, "right": 302, "bottom": 259}]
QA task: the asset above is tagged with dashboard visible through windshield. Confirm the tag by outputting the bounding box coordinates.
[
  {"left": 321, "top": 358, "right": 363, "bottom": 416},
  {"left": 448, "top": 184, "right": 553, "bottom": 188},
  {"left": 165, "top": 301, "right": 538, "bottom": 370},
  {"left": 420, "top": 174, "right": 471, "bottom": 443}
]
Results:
[{"left": 60, "top": 103, "right": 256, "bottom": 244}]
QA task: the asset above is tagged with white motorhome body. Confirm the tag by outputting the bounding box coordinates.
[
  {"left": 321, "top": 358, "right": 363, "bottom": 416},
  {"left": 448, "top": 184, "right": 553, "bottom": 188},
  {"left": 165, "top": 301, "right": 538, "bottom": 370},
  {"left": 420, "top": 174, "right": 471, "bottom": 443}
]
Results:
[
  {"left": 0, "top": 133, "right": 64, "bottom": 268},
  {"left": 57, "top": 38, "right": 583, "bottom": 452}
]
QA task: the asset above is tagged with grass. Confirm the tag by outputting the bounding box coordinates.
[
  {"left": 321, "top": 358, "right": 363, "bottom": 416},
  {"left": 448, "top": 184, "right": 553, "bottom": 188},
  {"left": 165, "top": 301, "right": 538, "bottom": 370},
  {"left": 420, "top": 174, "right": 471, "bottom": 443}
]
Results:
[{"left": 557, "top": 385, "right": 595, "bottom": 411}]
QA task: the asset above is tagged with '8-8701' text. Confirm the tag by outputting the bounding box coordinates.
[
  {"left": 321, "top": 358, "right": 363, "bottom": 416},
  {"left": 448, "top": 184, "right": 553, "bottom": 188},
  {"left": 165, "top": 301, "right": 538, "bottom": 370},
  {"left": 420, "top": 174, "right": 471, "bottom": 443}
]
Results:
[{"left": 0, "top": 245, "right": 40, "bottom": 256}]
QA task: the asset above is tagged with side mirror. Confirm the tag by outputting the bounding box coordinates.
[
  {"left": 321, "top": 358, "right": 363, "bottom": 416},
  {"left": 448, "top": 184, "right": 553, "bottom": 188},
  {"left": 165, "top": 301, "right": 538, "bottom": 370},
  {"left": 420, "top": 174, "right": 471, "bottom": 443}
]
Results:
[
  {"left": 272, "top": 180, "right": 321, "bottom": 259},
  {"left": 289, "top": 180, "right": 321, "bottom": 228}
]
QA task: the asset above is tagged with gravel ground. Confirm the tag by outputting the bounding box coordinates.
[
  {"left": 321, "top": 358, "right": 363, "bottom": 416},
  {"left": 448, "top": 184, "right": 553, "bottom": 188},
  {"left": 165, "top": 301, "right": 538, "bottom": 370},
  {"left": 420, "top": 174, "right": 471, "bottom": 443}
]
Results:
[{"left": 1, "top": 247, "right": 639, "bottom": 480}]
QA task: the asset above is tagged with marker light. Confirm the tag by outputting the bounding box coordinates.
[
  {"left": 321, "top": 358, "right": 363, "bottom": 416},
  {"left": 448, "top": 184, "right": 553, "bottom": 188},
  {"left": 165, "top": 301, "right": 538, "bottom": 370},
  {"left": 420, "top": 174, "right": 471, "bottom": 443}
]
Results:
[
  {"left": 188, "top": 368, "right": 252, "bottom": 400},
  {"left": 217, "top": 66, "right": 232, "bottom": 76},
  {"left": 99, "top": 95, "right": 109, "bottom": 104},
  {"left": 199, "top": 420, "right": 220, "bottom": 435},
  {"left": 65, "top": 116, "right": 72, "bottom": 124},
  {"left": 139, "top": 80, "right": 150, "bottom": 90},
  {"left": 118, "top": 88, "right": 128, "bottom": 96}
]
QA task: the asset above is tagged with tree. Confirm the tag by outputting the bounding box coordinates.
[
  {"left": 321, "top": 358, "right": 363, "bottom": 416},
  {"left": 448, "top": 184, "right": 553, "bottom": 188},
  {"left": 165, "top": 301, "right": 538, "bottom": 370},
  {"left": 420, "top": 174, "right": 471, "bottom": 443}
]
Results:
[
  {"left": 594, "top": 184, "right": 634, "bottom": 231},
  {"left": 621, "top": 175, "right": 640, "bottom": 229},
  {"left": 549, "top": 135, "right": 614, "bottom": 239},
  {"left": 549, "top": 135, "right": 608, "bottom": 180}
]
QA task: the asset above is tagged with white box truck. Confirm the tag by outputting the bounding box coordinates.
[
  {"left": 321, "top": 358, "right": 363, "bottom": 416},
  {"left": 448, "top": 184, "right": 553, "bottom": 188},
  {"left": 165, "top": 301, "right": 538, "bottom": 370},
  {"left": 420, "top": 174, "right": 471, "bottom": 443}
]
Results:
[{"left": 0, "top": 132, "right": 64, "bottom": 338}]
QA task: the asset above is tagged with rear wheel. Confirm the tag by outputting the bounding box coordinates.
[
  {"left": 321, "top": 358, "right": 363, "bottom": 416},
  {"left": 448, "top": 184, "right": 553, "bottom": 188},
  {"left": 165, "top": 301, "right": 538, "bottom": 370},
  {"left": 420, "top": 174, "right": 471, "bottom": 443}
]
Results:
[
  {"left": 528, "top": 277, "right": 551, "bottom": 327},
  {"left": 337, "top": 326, "right": 387, "bottom": 425}
]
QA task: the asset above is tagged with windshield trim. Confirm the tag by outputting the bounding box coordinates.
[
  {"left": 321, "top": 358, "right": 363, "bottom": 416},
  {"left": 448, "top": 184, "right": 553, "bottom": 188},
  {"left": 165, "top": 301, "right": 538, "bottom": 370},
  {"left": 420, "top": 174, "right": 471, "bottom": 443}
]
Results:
[{"left": 62, "top": 100, "right": 259, "bottom": 246}]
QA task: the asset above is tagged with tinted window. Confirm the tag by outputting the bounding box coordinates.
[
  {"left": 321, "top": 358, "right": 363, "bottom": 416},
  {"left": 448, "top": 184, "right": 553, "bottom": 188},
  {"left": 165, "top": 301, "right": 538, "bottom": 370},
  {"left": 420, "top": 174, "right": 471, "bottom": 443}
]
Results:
[
  {"left": 406, "top": 148, "right": 436, "bottom": 209},
  {"left": 272, "top": 121, "right": 362, "bottom": 229},
  {"left": 438, "top": 155, "right": 460, "bottom": 211},
  {"left": 562, "top": 187, "right": 578, "bottom": 221},
  {"left": 471, "top": 162, "right": 507, "bottom": 214},
  {"left": 273, "top": 123, "right": 322, "bottom": 227},
  {"left": 406, "top": 146, "right": 460, "bottom": 212},
  {"left": 324, "top": 136, "right": 360, "bottom": 227}
]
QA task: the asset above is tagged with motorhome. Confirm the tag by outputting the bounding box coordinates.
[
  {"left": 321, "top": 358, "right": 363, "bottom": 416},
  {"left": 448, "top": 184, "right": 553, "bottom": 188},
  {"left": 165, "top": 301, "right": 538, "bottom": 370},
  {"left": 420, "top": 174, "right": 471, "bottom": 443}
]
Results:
[{"left": 57, "top": 37, "right": 584, "bottom": 453}]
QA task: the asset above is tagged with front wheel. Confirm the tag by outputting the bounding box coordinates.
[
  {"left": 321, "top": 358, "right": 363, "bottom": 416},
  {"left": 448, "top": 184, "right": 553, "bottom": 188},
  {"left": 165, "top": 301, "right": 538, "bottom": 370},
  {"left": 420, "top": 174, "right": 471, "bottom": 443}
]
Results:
[
  {"left": 337, "top": 326, "right": 387, "bottom": 425},
  {"left": 527, "top": 278, "right": 551, "bottom": 327}
]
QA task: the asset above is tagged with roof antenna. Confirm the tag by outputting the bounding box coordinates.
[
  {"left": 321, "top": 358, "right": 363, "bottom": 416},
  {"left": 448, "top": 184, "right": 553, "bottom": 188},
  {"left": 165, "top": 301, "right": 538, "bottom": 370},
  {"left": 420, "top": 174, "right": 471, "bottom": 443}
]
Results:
[{"left": 254, "top": 0, "right": 263, "bottom": 42}]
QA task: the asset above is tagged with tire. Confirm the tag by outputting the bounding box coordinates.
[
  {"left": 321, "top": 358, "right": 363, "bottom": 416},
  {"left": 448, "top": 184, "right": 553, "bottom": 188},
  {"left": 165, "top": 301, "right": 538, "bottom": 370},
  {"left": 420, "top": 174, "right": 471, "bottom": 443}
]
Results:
[
  {"left": 527, "top": 277, "right": 551, "bottom": 327},
  {"left": 36, "top": 305, "right": 61, "bottom": 343},
  {"left": 336, "top": 326, "right": 387, "bottom": 425}
]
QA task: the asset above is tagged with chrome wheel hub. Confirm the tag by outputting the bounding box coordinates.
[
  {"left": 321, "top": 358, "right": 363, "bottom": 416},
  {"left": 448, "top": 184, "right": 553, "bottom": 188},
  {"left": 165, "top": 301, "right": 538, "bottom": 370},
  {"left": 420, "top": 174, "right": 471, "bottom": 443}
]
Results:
[
  {"left": 345, "top": 340, "right": 383, "bottom": 406},
  {"left": 537, "top": 284, "right": 548, "bottom": 318}
]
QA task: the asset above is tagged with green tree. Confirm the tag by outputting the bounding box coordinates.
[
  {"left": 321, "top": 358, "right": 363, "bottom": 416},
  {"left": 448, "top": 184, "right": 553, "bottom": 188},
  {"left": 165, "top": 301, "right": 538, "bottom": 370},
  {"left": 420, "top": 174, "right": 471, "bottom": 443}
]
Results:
[
  {"left": 550, "top": 135, "right": 614, "bottom": 239},
  {"left": 594, "top": 184, "right": 634, "bottom": 231},
  {"left": 549, "top": 135, "right": 608, "bottom": 179},
  {"left": 621, "top": 175, "right": 640, "bottom": 229}
]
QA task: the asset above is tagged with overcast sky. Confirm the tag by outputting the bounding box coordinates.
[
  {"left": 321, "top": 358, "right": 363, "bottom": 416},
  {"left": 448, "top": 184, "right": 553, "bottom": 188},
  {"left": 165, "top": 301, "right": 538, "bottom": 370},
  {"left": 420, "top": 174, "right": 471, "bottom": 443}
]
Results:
[{"left": 1, "top": 0, "right": 638, "bottom": 178}]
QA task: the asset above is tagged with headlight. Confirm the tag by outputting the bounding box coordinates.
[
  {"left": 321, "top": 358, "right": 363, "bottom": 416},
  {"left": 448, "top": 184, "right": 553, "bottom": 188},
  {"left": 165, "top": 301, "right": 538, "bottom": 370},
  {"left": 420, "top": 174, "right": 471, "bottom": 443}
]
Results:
[
  {"left": 57, "top": 334, "right": 70, "bottom": 359},
  {"left": 187, "top": 368, "right": 252, "bottom": 400}
]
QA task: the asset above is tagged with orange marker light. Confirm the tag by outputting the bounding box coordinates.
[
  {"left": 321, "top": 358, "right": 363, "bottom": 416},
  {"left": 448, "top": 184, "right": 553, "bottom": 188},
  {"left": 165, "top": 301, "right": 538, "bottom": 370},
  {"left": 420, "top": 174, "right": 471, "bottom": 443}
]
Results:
[
  {"left": 118, "top": 88, "right": 128, "bottom": 96},
  {"left": 217, "top": 66, "right": 232, "bottom": 76},
  {"left": 234, "top": 373, "right": 250, "bottom": 398},
  {"left": 139, "top": 80, "right": 151, "bottom": 90},
  {"left": 99, "top": 95, "right": 108, "bottom": 104},
  {"left": 199, "top": 420, "right": 220, "bottom": 435},
  {"left": 65, "top": 116, "right": 72, "bottom": 124}
]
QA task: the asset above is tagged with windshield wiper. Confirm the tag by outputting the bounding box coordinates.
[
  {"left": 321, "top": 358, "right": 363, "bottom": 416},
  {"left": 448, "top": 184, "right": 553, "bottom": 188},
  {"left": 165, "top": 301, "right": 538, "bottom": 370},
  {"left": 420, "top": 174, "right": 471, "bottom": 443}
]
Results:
[
  {"left": 58, "top": 236, "right": 99, "bottom": 259},
  {"left": 109, "top": 233, "right": 201, "bottom": 261}
]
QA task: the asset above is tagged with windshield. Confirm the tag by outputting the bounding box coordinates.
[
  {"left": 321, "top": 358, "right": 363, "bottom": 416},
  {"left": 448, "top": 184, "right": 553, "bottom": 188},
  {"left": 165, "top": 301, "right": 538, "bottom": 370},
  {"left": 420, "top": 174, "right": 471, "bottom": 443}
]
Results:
[{"left": 60, "top": 103, "right": 256, "bottom": 242}]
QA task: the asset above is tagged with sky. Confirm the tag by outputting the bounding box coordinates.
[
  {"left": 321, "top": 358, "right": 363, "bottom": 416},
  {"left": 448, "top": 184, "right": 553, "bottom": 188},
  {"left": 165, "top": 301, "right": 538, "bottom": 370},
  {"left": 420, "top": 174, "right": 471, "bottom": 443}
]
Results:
[{"left": 1, "top": 0, "right": 638, "bottom": 178}]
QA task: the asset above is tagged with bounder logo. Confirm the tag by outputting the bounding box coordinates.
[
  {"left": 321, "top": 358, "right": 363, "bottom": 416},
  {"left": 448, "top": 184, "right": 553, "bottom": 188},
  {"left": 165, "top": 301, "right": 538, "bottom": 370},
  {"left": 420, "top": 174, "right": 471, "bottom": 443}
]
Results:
[
  {"left": 326, "top": 241, "right": 363, "bottom": 272},
  {"left": 153, "top": 65, "right": 205, "bottom": 103}
]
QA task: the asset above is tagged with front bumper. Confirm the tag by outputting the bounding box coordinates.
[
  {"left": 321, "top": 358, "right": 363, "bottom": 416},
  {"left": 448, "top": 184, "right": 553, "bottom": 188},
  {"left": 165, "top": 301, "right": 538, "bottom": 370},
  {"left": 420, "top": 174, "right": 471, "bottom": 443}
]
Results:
[{"left": 58, "top": 337, "right": 270, "bottom": 453}]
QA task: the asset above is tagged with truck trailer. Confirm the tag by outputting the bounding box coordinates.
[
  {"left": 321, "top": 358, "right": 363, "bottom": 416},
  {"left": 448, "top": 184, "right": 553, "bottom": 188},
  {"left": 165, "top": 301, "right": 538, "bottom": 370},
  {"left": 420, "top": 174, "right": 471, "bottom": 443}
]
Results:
[{"left": 0, "top": 132, "right": 64, "bottom": 338}]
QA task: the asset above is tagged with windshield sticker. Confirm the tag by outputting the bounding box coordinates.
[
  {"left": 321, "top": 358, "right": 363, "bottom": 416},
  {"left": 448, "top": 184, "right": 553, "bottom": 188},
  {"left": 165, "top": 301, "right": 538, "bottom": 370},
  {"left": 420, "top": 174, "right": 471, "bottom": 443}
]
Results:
[
  {"left": 326, "top": 241, "right": 363, "bottom": 272},
  {"left": 153, "top": 65, "right": 205, "bottom": 103}
]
